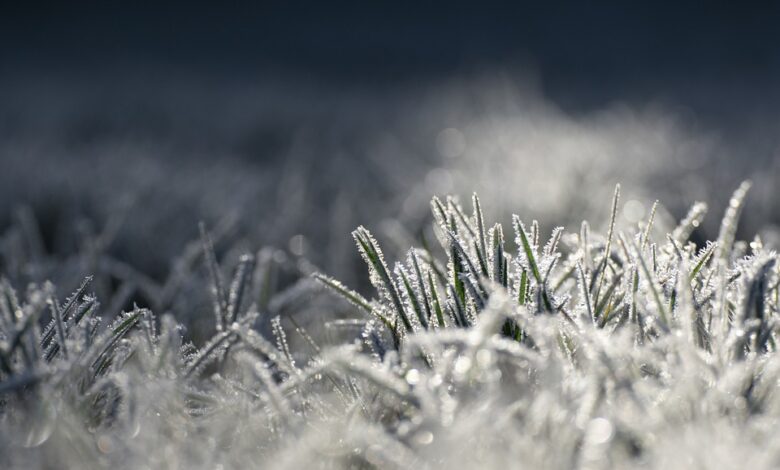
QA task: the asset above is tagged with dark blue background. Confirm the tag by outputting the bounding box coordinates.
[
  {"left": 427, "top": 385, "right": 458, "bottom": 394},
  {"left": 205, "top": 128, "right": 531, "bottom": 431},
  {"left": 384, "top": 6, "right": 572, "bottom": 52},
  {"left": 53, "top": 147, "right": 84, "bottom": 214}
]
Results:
[{"left": 3, "top": 1, "right": 780, "bottom": 111}]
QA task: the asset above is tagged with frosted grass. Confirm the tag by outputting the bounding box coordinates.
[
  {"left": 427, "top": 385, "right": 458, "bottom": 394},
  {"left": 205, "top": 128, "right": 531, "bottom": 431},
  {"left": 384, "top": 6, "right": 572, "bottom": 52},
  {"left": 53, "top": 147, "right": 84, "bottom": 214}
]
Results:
[{"left": 2, "top": 183, "right": 780, "bottom": 469}]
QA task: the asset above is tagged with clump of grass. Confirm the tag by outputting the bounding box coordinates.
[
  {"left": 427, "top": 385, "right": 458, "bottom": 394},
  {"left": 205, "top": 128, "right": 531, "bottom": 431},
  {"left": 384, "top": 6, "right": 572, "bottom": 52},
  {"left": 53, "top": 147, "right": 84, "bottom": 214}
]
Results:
[{"left": 321, "top": 186, "right": 720, "bottom": 350}]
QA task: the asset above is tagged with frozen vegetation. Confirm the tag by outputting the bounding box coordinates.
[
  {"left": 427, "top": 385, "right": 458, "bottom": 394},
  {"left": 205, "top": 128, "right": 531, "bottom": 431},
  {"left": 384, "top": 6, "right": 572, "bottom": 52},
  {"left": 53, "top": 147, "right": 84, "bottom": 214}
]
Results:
[{"left": 3, "top": 179, "right": 780, "bottom": 469}]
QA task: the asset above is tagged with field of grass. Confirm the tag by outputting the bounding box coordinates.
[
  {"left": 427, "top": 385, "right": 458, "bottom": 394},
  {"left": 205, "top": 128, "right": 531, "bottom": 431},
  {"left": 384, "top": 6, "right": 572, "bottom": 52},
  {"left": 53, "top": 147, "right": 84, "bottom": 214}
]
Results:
[{"left": 3, "top": 166, "right": 780, "bottom": 468}]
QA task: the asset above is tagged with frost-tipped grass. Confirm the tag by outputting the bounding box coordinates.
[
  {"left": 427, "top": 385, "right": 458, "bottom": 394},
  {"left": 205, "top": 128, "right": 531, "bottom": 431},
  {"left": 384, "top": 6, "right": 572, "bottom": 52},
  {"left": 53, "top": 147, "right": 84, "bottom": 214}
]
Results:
[{"left": 2, "top": 182, "right": 780, "bottom": 469}]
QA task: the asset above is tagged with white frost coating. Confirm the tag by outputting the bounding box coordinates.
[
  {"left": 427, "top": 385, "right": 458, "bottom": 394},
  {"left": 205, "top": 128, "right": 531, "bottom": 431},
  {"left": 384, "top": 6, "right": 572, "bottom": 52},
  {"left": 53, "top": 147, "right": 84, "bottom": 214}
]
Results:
[{"left": 1, "top": 186, "right": 779, "bottom": 469}]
